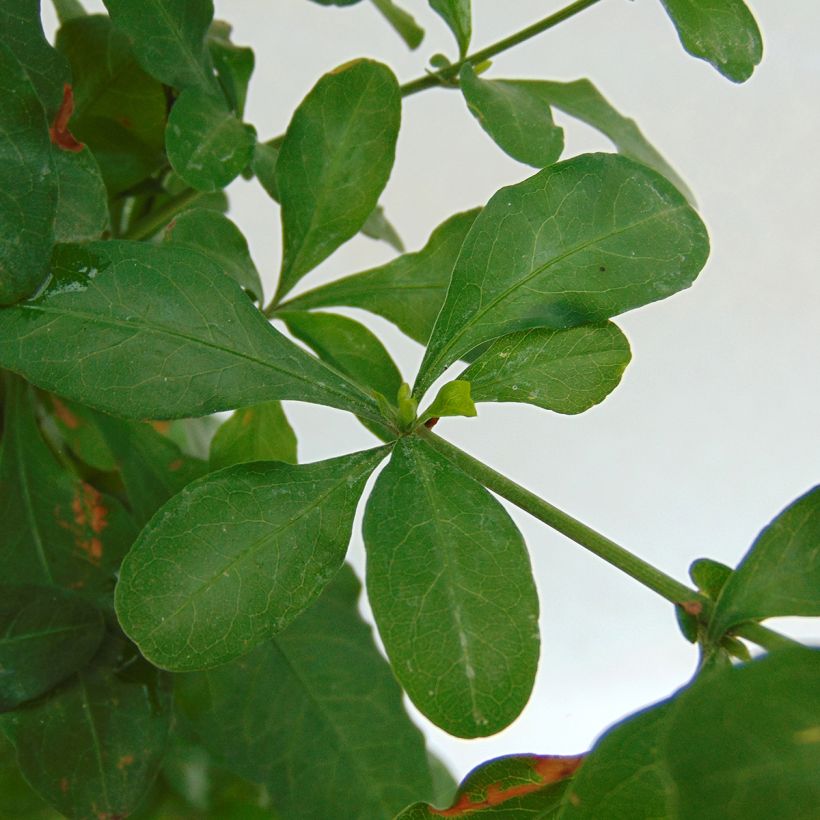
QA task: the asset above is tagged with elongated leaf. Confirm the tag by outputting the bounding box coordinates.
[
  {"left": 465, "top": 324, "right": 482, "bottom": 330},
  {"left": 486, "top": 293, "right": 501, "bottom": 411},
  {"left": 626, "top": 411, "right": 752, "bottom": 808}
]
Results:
[
  {"left": 52, "top": 146, "right": 110, "bottom": 243},
  {"left": 660, "top": 0, "right": 763, "bottom": 83},
  {"left": 1, "top": 634, "right": 173, "bottom": 820},
  {"left": 462, "top": 323, "right": 631, "bottom": 414},
  {"left": 460, "top": 64, "right": 564, "bottom": 168},
  {"left": 0, "top": 584, "right": 104, "bottom": 712},
  {"left": 209, "top": 403, "right": 297, "bottom": 470},
  {"left": 363, "top": 436, "right": 539, "bottom": 737},
  {"left": 0, "top": 241, "right": 381, "bottom": 422},
  {"left": 177, "top": 565, "right": 435, "bottom": 819},
  {"left": 208, "top": 22, "right": 254, "bottom": 117},
  {"left": 166, "top": 88, "right": 256, "bottom": 192},
  {"left": 708, "top": 486, "right": 820, "bottom": 641},
  {"left": 116, "top": 447, "right": 387, "bottom": 670},
  {"left": 370, "top": 0, "right": 424, "bottom": 49},
  {"left": 275, "top": 59, "right": 401, "bottom": 299},
  {"left": 361, "top": 204, "right": 404, "bottom": 251},
  {"left": 102, "top": 0, "right": 215, "bottom": 91},
  {"left": 415, "top": 153, "right": 709, "bottom": 398},
  {"left": 165, "top": 208, "right": 263, "bottom": 301},
  {"left": 0, "top": 42, "right": 56, "bottom": 305},
  {"left": 282, "top": 209, "right": 479, "bottom": 345},
  {"left": 400, "top": 754, "right": 582, "bottom": 819},
  {"left": 0, "top": 377, "right": 137, "bottom": 602},
  {"left": 430, "top": 0, "right": 471, "bottom": 57}
]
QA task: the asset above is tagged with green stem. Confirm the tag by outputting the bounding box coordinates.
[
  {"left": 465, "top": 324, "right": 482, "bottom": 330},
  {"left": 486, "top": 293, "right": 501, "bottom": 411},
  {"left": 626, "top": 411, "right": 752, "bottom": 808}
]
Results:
[
  {"left": 732, "top": 621, "right": 802, "bottom": 652},
  {"left": 122, "top": 188, "right": 203, "bottom": 241}
]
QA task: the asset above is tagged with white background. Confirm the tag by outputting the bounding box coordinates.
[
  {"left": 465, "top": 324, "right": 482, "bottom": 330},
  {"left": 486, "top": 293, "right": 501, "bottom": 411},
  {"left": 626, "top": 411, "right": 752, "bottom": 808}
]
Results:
[{"left": 45, "top": 0, "right": 820, "bottom": 784}]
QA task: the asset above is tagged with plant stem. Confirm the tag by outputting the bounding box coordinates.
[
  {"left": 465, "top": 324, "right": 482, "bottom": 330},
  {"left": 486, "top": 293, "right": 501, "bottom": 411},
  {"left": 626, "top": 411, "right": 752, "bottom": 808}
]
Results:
[
  {"left": 732, "top": 621, "right": 802, "bottom": 651},
  {"left": 400, "top": 0, "right": 607, "bottom": 97},
  {"left": 122, "top": 188, "right": 203, "bottom": 241}
]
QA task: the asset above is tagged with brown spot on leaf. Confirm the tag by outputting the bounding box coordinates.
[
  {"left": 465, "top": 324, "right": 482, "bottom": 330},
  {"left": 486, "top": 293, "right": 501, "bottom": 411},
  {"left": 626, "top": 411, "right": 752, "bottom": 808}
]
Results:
[
  {"left": 424, "top": 417, "right": 440, "bottom": 429},
  {"left": 51, "top": 396, "right": 81, "bottom": 430},
  {"left": 60, "top": 777, "right": 69, "bottom": 793},
  {"left": 168, "top": 459, "right": 183, "bottom": 472},
  {"left": 73, "top": 483, "right": 109, "bottom": 534},
  {"left": 241, "top": 409, "right": 255, "bottom": 426},
  {"left": 118, "top": 115, "right": 133, "bottom": 129},
  {"left": 117, "top": 754, "right": 135, "bottom": 770},
  {"left": 680, "top": 600, "right": 703, "bottom": 617},
  {"left": 77, "top": 537, "right": 103, "bottom": 564},
  {"left": 150, "top": 420, "right": 171, "bottom": 434},
  {"left": 50, "top": 84, "right": 85, "bottom": 153}
]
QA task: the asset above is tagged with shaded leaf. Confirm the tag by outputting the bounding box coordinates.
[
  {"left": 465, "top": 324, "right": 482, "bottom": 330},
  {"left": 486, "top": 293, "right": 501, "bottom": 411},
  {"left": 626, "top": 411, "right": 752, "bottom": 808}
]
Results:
[
  {"left": 0, "top": 733, "right": 63, "bottom": 818},
  {"left": 52, "top": 0, "right": 87, "bottom": 23},
  {"left": 52, "top": 146, "right": 110, "bottom": 243},
  {"left": 419, "top": 379, "right": 477, "bottom": 423},
  {"left": 430, "top": 0, "right": 471, "bottom": 57},
  {"left": 462, "top": 323, "right": 631, "bottom": 414},
  {"left": 370, "top": 0, "right": 424, "bottom": 49},
  {"left": 115, "top": 447, "right": 387, "bottom": 670},
  {"left": 427, "top": 752, "right": 458, "bottom": 809},
  {"left": 208, "top": 22, "right": 254, "bottom": 117},
  {"left": 363, "top": 436, "right": 539, "bottom": 737},
  {"left": 209, "top": 402, "right": 297, "bottom": 470},
  {"left": 414, "top": 153, "right": 709, "bottom": 398},
  {"left": 275, "top": 59, "right": 401, "bottom": 299},
  {"left": 251, "top": 141, "right": 280, "bottom": 201},
  {"left": 46, "top": 394, "right": 116, "bottom": 472},
  {"left": 176, "top": 565, "right": 435, "bottom": 819},
  {"left": 361, "top": 204, "right": 404, "bottom": 252}
]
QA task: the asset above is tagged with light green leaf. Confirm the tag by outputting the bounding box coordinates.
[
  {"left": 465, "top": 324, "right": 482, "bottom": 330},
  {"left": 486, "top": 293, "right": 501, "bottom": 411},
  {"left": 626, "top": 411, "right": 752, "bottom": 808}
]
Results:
[
  {"left": 166, "top": 88, "right": 256, "bottom": 193},
  {"left": 102, "top": 0, "right": 215, "bottom": 91},
  {"left": 370, "top": 0, "right": 424, "bottom": 49},
  {"left": 0, "top": 584, "right": 104, "bottom": 712},
  {"left": 460, "top": 64, "right": 564, "bottom": 168},
  {"left": 363, "top": 436, "right": 539, "bottom": 737},
  {"left": 1, "top": 634, "right": 173, "bottom": 820},
  {"left": 414, "top": 153, "right": 709, "bottom": 398},
  {"left": 208, "top": 22, "right": 254, "bottom": 117},
  {"left": 176, "top": 565, "right": 435, "bottom": 819},
  {"left": 708, "top": 486, "right": 820, "bottom": 641},
  {"left": 427, "top": 752, "right": 458, "bottom": 809},
  {"left": 659, "top": 0, "right": 763, "bottom": 83},
  {"left": 419, "top": 379, "right": 476, "bottom": 423},
  {"left": 0, "top": 241, "right": 382, "bottom": 422},
  {"left": 689, "top": 557, "right": 732, "bottom": 600},
  {"left": 0, "top": 42, "right": 56, "bottom": 305},
  {"left": 275, "top": 59, "right": 401, "bottom": 299},
  {"left": 462, "top": 323, "right": 631, "bottom": 414},
  {"left": 115, "top": 447, "right": 387, "bottom": 670},
  {"left": 165, "top": 208, "right": 263, "bottom": 301},
  {"left": 52, "top": 146, "right": 110, "bottom": 243},
  {"left": 281, "top": 209, "right": 479, "bottom": 345},
  {"left": 361, "top": 204, "right": 404, "bottom": 252},
  {"left": 209, "top": 402, "right": 297, "bottom": 470},
  {"left": 430, "top": 0, "right": 471, "bottom": 57}
]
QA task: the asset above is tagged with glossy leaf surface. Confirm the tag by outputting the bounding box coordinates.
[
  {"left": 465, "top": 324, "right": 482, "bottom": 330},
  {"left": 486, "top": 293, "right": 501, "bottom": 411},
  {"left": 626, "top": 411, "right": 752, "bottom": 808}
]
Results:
[
  {"left": 209, "top": 402, "right": 297, "bottom": 470},
  {"left": 116, "top": 448, "right": 387, "bottom": 670},
  {"left": 275, "top": 59, "right": 401, "bottom": 298},
  {"left": 363, "top": 436, "right": 539, "bottom": 737},
  {"left": 415, "top": 153, "right": 709, "bottom": 397},
  {"left": 462, "top": 323, "right": 631, "bottom": 414},
  {"left": 430, "top": 0, "right": 471, "bottom": 56},
  {"left": 177, "top": 566, "right": 435, "bottom": 819}
]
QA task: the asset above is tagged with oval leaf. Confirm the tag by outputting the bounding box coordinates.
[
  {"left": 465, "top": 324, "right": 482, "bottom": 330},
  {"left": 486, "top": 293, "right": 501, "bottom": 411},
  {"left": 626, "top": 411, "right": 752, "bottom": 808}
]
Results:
[
  {"left": 209, "top": 402, "right": 297, "bottom": 470},
  {"left": 363, "top": 436, "right": 540, "bottom": 737},
  {"left": 414, "top": 153, "right": 709, "bottom": 398},
  {"left": 115, "top": 447, "right": 388, "bottom": 670},
  {"left": 429, "top": 0, "right": 471, "bottom": 57}
]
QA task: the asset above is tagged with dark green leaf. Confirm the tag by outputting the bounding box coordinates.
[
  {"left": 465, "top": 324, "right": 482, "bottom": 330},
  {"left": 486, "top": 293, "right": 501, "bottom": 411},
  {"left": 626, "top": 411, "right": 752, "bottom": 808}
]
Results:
[
  {"left": 708, "top": 486, "right": 820, "bottom": 641},
  {"left": 0, "top": 734, "right": 62, "bottom": 818},
  {"left": 102, "top": 0, "right": 216, "bottom": 91},
  {"left": 363, "top": 436, "right": 539, "bottom": 737},
  {"left": 0, "top": 377, "right": 137, "bottom": 602},
  {"left": 281, "top": 209, "right": 479, "bottom": 345},
  {"left": 361, "top": 204, "right": 405, "bottom": 252},
  {"left": 462, "top": 323, "right": 631, "bottom": 414},
  {"left": 419, "top": 379, "right": 476, "bottom": 423},
  {"left": 209, "top": 402, "right": 297, "bottom": 470},
  {"left": 52, "top": 146, "right": 110, "bottom": 243},
  {"left": 370, "top": 0, "right": 424, "bottom": 49},
  {"left": 176, "top": 565, "right": 435, "bottom": 819},
  {"left": 251, "top": 141, "right": 280, "bottom": 201},
  {"left": 460, "top": 64, "right": 564, "bottom": 168},
  {"left": 689, "top": 557, "right": 732, "bottom": 599},
  {"left": 0, "top": 42, "right": 56, "bottom": 305},
  {"left": 0, "top": 241, "right": 382, "bottom": 422},
  {"left": 46, "top": 394, "right": 117, "bottom": 472},
  {"left": 165, "top": 208, "right": 263, "bottom": 301},
  {"left": 414, "top": 153, "right": 709, "bottom": 398},
  {"left": 1, "top": 633, "right": 173, "bottom": 820},
  {"left": 115, "top": 447, "right": 387, "bottom": 670},
  {"left": 208, "top": 22, "right": 254, "bottom": 117},
  {"left": 0, "top": 584, "right": 104, "bottom": 712},
  {"left": 430, "top": 0, "right": 471, "bottom": 57},
  {"left": 659, "top": 0, "right": 763, "bottom": 83},
  {"left": 275, "top": 59, "right": 401, "bottom": 299},
  {"left": 52, "top": 0, "right": 87, "bottom": 23}
]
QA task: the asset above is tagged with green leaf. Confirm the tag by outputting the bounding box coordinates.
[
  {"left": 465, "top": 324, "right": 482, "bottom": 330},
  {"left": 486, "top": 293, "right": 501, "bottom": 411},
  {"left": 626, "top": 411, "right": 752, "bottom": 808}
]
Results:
[
  {"left": 462, "top": 323, "right": 631, "bottom": 414},
  {"left": 102, "top": 0, "right": 216, "bottom": 91},
  {"left": 0, "top": 584, "right": 104, "bottom": 712},
  {"left": 414, "top": 153, "right": 709, "bottom": 398},
  {"left": 166, "top": 88, "right": 256, "bottom": 193},
  {"left": 459, "top": 64, "right": 564, "bottom": 168},
  {"left": 0, "top": 241, "right": 382, "bottom": 422},
  {"left": 282, "top": 209, "right": 479, "bottom": 345},
  {"left": 209, "top": 402, "right": 297, "bottom": 470},
  {"left": 52, "top": 146, "right": 110, "bottom": 243},
  {"left": 0, "top": 42, "right": 56, "bottom": 305},
  {"left": 689, "top": 557, "right": 732, "bottom": 599},
  {"left": 56, "top": 14, "right": 167, "bottom": 193},
  {"left": 0, "top": 376, "right": 137, "bottom": 602},
  {"left": 708, "top": 486, "right": 820, "bottom": 641},
  {"left": 399, "top": 753, "right": 581, "bottom": 819},
  {"left": 275, "top": 59, "right": 401, "bottom": 299},
  {"left": 0, "top": 733, "right": 63, "bottom": 818},
  {"left": 509, "top": 79, "right": 694, "bottom": 203},
  {"left": 1, "top": 633, "right": 173, "bottom": 820},
  {"left": 115, "top": 447, "right": 387, "bottom": 670},
  {"left": 430, "top": 0, "right": 471, "bottom": 57},
  {"left": 176, "top": 565, "right": 435, "bottom": 819},
  {"left": 370, "top": 0, "right": 424, "bottom": 49},
  {"left": 419, "top": 379, "right": 476, "bottom": 423},
  {"left": 165, "top": 208, "right": 263, "bottom": 301},
  {"left": 208, "top": 22, "right": 254, "bottom": 117},
  {"left": 361, "top": 204, "right": 405, "bottom": 252},
  {"left": 251, "top": 141, "right": 280, "bottom": 201},
  {"left": 427, "top": 752, "right": 458, "bottom": 809},
  {"left": 659, "top": 0, "right": 763, "bottom": 83},
  {"left": 52, "top": 0, "right": 87, "bottom": 23},
  {"left": 46, "top": 394, "right": 117, "bottom": 472},
  {"left": 363, "top": 436, "right": 539, "bottom": 737}
]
